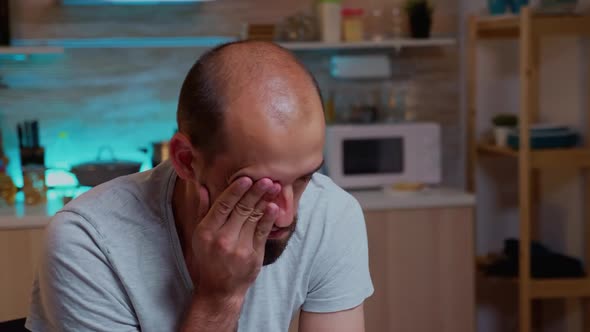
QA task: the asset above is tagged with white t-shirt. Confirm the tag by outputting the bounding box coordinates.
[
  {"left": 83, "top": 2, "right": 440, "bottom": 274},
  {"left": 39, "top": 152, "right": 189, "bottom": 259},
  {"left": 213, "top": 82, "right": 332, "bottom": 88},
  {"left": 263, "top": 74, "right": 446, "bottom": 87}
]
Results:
[{"left": 26, "top": 161, "right": 374, "bottom": 332}]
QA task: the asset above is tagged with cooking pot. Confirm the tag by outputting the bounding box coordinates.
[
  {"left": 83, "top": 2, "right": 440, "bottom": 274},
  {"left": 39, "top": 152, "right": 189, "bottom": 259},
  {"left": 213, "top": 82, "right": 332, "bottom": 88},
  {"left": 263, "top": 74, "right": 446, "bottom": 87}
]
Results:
[{"left": 71, "top": 146, "right": 142, "bottom": 187}]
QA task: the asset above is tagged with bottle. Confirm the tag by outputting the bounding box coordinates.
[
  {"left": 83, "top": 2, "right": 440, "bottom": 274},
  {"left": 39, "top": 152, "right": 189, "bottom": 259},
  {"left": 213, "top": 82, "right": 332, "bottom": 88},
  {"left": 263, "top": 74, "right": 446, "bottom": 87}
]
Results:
[
  {"left": 368, "top": 8, "right": 386, "bottom": 41},
  {"left": 317, "top": 0, "right": 342, "bottom": 42},
  {"left": 391, "top": 5, "right": 403, "bottom": 39},
  {"left": 342, "top": 8, "right": 364, "bottom": 42}
]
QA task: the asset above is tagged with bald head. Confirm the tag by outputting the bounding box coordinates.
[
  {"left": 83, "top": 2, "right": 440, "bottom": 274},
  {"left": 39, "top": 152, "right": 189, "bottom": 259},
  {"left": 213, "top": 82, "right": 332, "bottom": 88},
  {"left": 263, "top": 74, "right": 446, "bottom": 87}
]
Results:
[{"left": 177, "top": 41, "right": 324, "bottom": 163}]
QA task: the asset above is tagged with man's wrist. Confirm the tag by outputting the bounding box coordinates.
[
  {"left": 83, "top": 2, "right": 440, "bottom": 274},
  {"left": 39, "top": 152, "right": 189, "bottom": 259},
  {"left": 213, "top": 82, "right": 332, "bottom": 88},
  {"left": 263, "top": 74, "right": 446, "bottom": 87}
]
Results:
[
  {"left": 194, "top": 291, "right": 245, "bottom": 315},
  {"left": 181, "top": 291, "right": 245, "bottom": 332}
]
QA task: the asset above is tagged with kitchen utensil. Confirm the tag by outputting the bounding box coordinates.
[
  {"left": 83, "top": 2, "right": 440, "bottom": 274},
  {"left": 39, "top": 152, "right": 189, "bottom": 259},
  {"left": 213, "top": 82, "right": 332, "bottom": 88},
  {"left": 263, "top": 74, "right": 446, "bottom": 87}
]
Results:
[
  {"left": 31, "top": 120, "right": 39, "bottom": 147},
  {"left": 18, "top": 120, "right": 44, "bottom": 166},
  {"left": 71, "top": 146, "right": 141, "bottom": 187}
]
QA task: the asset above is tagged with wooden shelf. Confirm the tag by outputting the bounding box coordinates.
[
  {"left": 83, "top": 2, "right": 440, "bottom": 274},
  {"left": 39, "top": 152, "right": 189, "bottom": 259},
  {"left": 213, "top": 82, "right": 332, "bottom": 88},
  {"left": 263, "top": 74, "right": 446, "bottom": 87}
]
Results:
[
  {"left": 477, "top": 143, "right": 519, "bottom": 157},
  {"left": 478, "top": 274, "right": 590, "bottom": 299},
  {"left": 12, "top": 37, "right": 456, "bottom": 51},
  {"left": 0, "top": 46, "right": 64, "bottom": 56},
  {"left": 475, "top": 13, "right": 590, "bottom": 39},
  {"left": 476, "top": 15, "right": 521, "bottom": 39},
  {"left": 279, "top": 38, "right": 457, "bottom": 51},
  {"left": 476, "top": 143, "right": 590, "bottom": 168},
  {"left": 531, "top": 278, "right": 590, "bottom": 299}
]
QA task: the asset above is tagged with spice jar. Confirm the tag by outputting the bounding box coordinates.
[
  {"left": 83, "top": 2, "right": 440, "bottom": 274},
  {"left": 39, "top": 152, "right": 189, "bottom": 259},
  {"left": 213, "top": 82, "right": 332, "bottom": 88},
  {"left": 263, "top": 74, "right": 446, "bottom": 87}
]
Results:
[{"left": 342, "top": 8, "right": 364, "bottom": 42}]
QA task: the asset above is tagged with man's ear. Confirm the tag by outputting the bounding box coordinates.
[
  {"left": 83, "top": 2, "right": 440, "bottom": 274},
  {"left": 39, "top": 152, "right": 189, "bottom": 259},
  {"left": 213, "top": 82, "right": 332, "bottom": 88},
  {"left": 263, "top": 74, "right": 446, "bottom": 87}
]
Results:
[{"left": 169, "top": 132, "right": 202, "bottom": 183}]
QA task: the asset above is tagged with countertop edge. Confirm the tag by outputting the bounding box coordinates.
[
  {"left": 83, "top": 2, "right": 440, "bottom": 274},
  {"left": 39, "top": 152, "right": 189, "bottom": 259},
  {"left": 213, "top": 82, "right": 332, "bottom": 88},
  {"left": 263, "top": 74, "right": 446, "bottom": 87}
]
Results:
[{"left": 0, "top": 187, "right": 475, "bottom": 230}]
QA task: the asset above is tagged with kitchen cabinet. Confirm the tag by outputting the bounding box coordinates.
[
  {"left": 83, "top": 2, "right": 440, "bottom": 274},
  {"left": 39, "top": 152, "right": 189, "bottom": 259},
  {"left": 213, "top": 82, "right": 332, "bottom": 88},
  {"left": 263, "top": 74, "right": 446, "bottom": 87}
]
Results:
[
  {"left": 362, "top": 207, "right": 475, "bottom": 332},
  {"left": 0, "top": 228, "right": 44, "bottom": 322}
]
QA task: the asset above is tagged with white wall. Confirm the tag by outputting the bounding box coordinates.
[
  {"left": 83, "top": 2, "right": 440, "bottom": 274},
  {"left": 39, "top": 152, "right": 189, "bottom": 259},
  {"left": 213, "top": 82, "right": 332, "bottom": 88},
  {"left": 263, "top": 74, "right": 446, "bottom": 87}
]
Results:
[{"left": 460, "top": 1, "right": 589, "bottom": 331}]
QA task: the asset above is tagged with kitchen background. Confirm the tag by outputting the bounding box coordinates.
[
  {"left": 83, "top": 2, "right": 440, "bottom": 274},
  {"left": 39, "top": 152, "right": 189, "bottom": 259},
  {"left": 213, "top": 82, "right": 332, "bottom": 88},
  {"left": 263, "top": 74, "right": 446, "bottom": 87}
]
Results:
[
  {"left": 0, "top": 0, "right": 461, "bottom": 189},
  {"left": 3, "top": 0, "right": 590, "bottom": 331}
]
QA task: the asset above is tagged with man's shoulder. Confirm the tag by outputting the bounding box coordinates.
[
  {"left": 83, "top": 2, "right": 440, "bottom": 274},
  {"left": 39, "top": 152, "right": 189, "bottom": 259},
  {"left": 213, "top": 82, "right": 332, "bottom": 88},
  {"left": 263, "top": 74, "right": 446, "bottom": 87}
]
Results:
[
  {"left": 303, "top": 173, "right": 360, "bottom": 213},
  {"left": 298, "top": 173, "right": 363, "bottom": 233},
  {"left": 55, "top": 164, "right": 173, "bottom": 239}
]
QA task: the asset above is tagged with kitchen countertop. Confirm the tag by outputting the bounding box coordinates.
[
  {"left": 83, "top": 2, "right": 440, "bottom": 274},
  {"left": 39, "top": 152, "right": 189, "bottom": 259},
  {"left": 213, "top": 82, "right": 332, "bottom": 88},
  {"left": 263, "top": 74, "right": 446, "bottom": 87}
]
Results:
[
  {"left": 0, "top": 187, "right": 475, "bottom": 230},
  {"left": 350, "top": 187, "right": 475, "bottom": 211}
]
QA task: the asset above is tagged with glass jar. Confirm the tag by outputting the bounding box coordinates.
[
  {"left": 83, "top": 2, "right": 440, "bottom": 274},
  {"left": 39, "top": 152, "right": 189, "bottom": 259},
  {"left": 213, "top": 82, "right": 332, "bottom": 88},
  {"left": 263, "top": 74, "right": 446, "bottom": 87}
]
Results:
[
  {"left": 390, "top": 5, "right": 403, "bottom": 39},
  {"left": 367, "top": 8, "right": 386, "bottom": 41},
  {"left": 341, "top": 8, "right": 364, "bottom": 42}
]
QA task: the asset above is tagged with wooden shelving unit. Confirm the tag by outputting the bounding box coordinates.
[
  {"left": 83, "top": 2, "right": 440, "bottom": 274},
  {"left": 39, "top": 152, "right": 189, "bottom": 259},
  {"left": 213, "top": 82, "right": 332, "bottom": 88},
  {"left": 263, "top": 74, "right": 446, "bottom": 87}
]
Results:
[{"left": 467, "top": 7, "right": 590, "bottom": 332}]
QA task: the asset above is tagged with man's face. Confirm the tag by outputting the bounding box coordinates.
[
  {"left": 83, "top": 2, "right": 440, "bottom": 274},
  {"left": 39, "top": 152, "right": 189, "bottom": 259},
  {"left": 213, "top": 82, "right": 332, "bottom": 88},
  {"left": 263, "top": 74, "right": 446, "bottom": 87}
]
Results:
[{"left": 197, "top": 77, "right": 325, "bottom": 265}]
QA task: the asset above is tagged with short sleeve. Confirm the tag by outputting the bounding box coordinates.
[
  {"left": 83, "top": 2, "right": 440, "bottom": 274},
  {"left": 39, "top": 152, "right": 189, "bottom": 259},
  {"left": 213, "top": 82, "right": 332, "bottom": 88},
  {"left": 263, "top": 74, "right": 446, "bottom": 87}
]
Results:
[
  {"left": 302, "top": 197, "right": 374, "bottom": 313},
  {"left": 25, "top": 211, "right": 139, "bottom": 332}
]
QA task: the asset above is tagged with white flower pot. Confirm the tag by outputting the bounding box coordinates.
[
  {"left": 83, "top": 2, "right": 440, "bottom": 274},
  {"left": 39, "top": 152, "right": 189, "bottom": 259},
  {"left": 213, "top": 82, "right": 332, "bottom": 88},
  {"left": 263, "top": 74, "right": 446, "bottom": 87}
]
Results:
[{"left": 494, "top": 126, "right": 512, "bottom": 147}]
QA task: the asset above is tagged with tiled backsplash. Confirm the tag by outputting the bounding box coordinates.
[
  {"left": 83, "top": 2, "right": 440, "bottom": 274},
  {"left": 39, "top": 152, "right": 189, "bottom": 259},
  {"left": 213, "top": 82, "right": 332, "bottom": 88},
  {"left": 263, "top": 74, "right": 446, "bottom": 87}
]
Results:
[{"left": 1, "top": 0, "right": 461, "bottom": 187}]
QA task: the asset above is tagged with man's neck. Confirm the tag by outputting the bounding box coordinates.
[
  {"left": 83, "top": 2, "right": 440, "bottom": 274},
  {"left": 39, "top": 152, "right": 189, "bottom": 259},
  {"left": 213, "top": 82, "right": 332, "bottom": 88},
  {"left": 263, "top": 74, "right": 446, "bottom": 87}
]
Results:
[{"left": 172, "top": 177, "right": 200, "bottom": 256}]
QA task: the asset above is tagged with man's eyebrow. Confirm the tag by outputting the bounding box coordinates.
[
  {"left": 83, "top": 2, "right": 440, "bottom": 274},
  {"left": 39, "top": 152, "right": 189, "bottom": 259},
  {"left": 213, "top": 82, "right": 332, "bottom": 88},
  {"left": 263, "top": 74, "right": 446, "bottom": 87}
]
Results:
[{"left": 227, "top": 159, "right": 324, "bottom": 185}]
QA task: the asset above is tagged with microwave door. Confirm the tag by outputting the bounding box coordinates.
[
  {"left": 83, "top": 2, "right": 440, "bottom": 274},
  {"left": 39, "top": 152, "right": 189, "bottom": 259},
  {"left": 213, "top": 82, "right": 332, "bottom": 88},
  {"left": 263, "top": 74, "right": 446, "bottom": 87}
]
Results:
[{"left": 342, "top": 138, "right": 404, "bottom": 176}]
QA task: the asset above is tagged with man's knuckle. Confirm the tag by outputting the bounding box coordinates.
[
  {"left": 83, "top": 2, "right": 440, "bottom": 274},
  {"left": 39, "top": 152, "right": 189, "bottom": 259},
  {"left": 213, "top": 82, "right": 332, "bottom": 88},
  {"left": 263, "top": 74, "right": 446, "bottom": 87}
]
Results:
[
  {"left": 235, "top": 248, "right": 251, "bottom": 260},
  {"left": 235, "top": 203, "right": 254, "bottom": 217},
  {"left": 216, "top": 200, "right": 233, "bottom": 216},
  {"left": 197, "top": 229, "right": 214, "bottom": 243},
  {"left": 246, "top": 210, "right": 263, "bottom": 224},
  {"left": 215, "top": 237, "right": 232, "bottom": 252}
]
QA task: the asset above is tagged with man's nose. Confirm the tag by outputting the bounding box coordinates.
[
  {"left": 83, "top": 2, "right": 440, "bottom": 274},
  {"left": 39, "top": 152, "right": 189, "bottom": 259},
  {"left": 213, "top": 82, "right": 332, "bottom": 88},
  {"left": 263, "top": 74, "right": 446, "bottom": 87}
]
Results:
[{"left": 274, "top": 184, "right": 294, "bottom": 227}]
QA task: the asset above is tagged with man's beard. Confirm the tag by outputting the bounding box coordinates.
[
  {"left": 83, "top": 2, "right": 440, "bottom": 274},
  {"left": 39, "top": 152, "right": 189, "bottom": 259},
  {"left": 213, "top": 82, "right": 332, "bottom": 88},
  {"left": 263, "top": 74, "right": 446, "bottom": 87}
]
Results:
[{"left": 263, "top": 215, "right": 297, "bottom": 266}]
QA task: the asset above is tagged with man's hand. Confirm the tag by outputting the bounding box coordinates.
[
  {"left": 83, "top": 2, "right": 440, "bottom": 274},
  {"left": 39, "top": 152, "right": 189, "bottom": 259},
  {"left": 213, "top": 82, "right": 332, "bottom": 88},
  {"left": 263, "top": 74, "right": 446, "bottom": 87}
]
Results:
[{"left": 182, "top": 177, "right": 281, "bottom": 332}]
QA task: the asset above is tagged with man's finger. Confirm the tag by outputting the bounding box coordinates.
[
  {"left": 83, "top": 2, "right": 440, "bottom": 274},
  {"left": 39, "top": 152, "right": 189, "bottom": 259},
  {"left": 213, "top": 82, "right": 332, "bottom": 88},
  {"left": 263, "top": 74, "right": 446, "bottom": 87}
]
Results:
[
  {"left": 203, "top": 177, "right": 253, "bottom": 230},
  {"left": 253, "top": 203, "right": 279, "bottom": 253},
  {"left": 238, "top": 183, "right": 281, "bottom": 247},
  {"left": 221, "top": 178, "right": 274, "bottom": 238}
]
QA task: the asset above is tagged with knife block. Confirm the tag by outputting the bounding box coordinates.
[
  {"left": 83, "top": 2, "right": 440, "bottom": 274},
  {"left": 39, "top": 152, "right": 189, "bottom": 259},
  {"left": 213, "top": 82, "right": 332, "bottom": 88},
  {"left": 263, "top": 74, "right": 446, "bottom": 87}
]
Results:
[{"left": 20, "top": 147, "right": 46, "bottom": 205}]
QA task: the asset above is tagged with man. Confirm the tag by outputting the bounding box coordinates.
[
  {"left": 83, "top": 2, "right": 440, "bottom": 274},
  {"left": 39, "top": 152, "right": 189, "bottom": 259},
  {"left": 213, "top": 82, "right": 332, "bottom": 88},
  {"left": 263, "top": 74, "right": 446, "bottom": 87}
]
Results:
[{"left": 26, "top": 41, "right": 373, "bottom": 332}]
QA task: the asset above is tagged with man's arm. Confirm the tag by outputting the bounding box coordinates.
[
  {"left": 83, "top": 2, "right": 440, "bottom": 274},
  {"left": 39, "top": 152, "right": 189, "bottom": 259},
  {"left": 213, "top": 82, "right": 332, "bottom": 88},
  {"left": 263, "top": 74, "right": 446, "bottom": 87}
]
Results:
[
  {"left": 298, "top": 304, "right": 365, "bottom": 332},
  {"left": 26, "top": 211, "right": 139, "bottom": 332},
  {"left": 296, "top": 195, "right": 373, "bottom": 331}
]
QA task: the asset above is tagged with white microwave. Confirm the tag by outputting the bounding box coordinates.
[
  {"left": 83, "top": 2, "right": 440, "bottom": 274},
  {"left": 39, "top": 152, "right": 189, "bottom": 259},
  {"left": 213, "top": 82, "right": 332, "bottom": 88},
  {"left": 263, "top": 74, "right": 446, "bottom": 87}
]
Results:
[{"left": 323, "top": 123, "right": 441, "bottom": 189}]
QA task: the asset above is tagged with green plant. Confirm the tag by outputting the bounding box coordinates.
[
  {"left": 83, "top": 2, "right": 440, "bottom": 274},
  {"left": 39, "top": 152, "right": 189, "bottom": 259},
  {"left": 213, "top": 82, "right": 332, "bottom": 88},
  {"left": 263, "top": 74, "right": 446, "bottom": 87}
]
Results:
[
  {"left": 492, "top": 114, "right": 518, "bottom": 127},
  {"left": 404, "top": 0, "right": 433, "bottom": 14}
]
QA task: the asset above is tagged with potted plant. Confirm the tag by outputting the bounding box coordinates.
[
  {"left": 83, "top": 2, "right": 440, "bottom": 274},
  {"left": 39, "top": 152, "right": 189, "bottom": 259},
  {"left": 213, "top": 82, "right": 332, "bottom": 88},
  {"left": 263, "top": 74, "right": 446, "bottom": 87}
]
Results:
[
  {"left": 405, "top": 0, "right": 433, "bottom": 39},
  {"left": 492, "top": 114, "right": 518, "bottom": 147}
]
